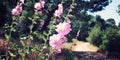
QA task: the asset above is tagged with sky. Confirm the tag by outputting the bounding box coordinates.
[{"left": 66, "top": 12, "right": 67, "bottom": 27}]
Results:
[{"left": 88, "top": 0, "right": 120, "bottom": 25}]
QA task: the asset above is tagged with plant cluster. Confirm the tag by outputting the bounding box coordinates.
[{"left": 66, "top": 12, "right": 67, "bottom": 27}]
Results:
[{"left": 0, "top": 0, "right": 76, "bottom": 60}]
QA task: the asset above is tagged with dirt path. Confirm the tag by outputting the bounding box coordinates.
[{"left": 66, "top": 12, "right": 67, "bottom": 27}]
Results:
[{"left": 61, "top": 39, "right": 99, "bottom": 52}]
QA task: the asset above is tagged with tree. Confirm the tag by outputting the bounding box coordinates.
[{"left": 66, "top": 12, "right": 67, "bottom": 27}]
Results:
[
  {"left": 117, "top": 4, "right": 120, "bottom": 15},
  {"left": 106, "top": 18, "right": 116, "bottom": 25},
  {"left": 118, "top": 22, "right": 120, "bottom": 28}
]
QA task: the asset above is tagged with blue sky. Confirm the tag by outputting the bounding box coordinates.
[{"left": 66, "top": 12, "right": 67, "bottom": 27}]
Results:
[{"left": 89, "top": 0, "right": 120, "bottom": 25}]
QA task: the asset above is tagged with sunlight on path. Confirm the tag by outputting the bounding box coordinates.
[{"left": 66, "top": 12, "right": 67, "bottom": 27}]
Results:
[{"left": 61, "top": 39, "right": 99, "bottom": 52}]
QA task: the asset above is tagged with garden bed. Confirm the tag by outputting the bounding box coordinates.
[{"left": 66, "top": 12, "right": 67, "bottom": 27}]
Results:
[{"left": 0, "top": 38, "right": 120, "bottom": 60}]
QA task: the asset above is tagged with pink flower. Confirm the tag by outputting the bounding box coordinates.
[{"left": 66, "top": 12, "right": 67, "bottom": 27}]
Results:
[
  {"left": 15, "top": 5, "right": 22, "bottom": 12},
  {"left": 34, "top": 0, "right": 45, "bottom": 10},
  {"left": 55, "top": 48, "right": 61, "bottom": 53},
  {"left": 55, "top": 22, "right": 71, "bottom": 36},
  {"left": 65, "top": 18, "right": 71, "bottom": 23},
  {"left": 49, "top": 34, "right": 67, "bottom": 53},
  {"left": 54, "top": 10, "right": 62, "bottom": 17},
  {"left": 38, "top": 11, "right": 42, "bottom": 15},
  {"left": 58, "top": 3, "right": 63, "bottom": 10},
  {"left": 34, "top": 3, "right": 42, "bottom": 10},
  {"left": 11, "top": 5, "right": 22, "bottom": 16},
  {"left": 60, "top": 35, "right": 67, "bottom": 43},
  {"left": 54, "top": 3, "right": 63, "bottom": 17},
  {"left": 49, "top": 34, "right": 66, "bottom": 47},
  {"left": 39, "top": 20, "right": 44, "bottom": 30},
  {"left": 11, "top": 9, "right": 20, "bottom": 15},
  {"left": 20, "top": 0, "right": 24, "bottom": 4},
  {"left": 49, "top": 34, "right": 63, "bottom": 49},
  {"left": 40, "top": 0, "right": 45, "bottom": 8}
]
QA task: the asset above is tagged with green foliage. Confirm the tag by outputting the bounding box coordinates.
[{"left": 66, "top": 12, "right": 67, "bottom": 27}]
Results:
[
  {"left": 118, "top": 22, "right": 120, "bottom": 28},
  {"left": 87, "top": 24, "right": 102, "bottom": 46},
  {"left": 39, "top": 56, "right": 44, "bottom": 60},
  {"left": 117, "top": 4, "right": 120, "bottom": 15},
  {"left": 104, "top": 27, "right": 120, "bottom": 54},
  {"left": 87, "top": 16, "right": 120, "bottom": 56},
  {"left": 106, "top": 18, "right": 116, "bottom": 25}
]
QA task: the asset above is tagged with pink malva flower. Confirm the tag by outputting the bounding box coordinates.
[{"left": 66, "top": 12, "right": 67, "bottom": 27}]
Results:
[
  {"left": 55, "top": 22, "right": 71, "bottom": 36},
  {"left": 54, "top": 3, "right": 63, "bottom": 17},
  {"left": 38, "top": 11, "right": 42, "bottom": 15},
  {"left": 49, "top": 34, "right": 67, "bottom": 53},
  {"left": 65, "top": 18, "right": 71, "bottom": 23},
  {"left": 49, "top": 34, "right": 66, "bottom": 48},
  {"left": 39, "top": 20, "right": 44, "bottom": 30},
  {"left": 20, "top": 0, "right": 24, "bottom": 4},
  {"left": 11, "top": 5, "right": 22, "bottom": 16},
  {"left": 55, "top": 48, "right": 61, "bottom": 53},
  {"left": 49, "top": 34, "right": 63, "bottom": 48},
  {"left": 34, "top": 3, "right": 42, "bottom": 10},
  {"left": 15, "top": 5, "right": 22, "bottom": 12},
  {"left": 61, "top": 35, "right": 67, "bottom": 42},
  {"left": 54, "top": 10, "right": 62, "bottom": 18},
  {"left": 11, "top": 9, "right": 20, "bottom": 15},
  {"left": 58, "top": 3, "right": 63, "bottom": 10},
  {"left": 34, "top": 0, "right": 45, "bottom": 10},
  {"left": 40, "top": 0, "right": 45, "bottom": 8}
]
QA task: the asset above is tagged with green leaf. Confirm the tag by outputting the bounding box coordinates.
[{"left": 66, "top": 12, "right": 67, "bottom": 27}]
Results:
[
  {"left": 39, "top": 56, "right": 44, "bottom": 60},
  {"left": 28, "top": 17, "right": 33, "bottom": 21},
  {"left": 43, "top": 31, "right": 47, "bottom": 35},
  {"left": 18, "top": 50, "right": 25, "bottom": 56},
  {"left": 43, "top": 45, "right": 47, "bottom": 49},
  {"left": 20, "top": 40, "right": 25, "bottom": 46},
  {"left": 35, "top": 45, "right": 39, "bottom": 50},
  {"left": 5, "top": 34, "right": 10, "bottom": 40},
  {"left": 12, "top": 44, "right": 18, "bottom": 50},
  {"left": 24, "top": 46, "right": 30, "bottom": 54},
  {"left": 48, "top": 24, "right": 56, "bottom": 29},
  {"left": 40, "top": 34, "right": 46, "bottom": 41},
  {"left": 8, "top": 51, "right": 16, "bottom": 57},
  {"left": 32, "top": 45, "right": 39, "bottom": 51},
  {"left": 29, "top": 35, "right": 34, "bottom": 40}
]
